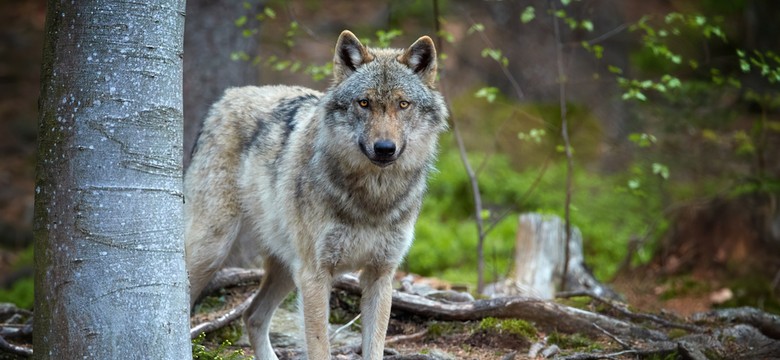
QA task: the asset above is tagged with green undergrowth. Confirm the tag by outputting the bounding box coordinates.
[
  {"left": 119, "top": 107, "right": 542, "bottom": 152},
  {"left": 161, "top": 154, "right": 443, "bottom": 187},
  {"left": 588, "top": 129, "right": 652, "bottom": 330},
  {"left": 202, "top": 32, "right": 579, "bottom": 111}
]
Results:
[
  {"left": 478, "top": 317, "right": 538, "bottom": 339},
  {"left": 547, "top": 332, "right": 602, "bottom": 352},
  {"left": 407, "top": 132, "right": 665, "bottom": 286},
  {"left": 0, "top": 245, "right": 34, "bottom": 309},
  {"left": 192, "top": 333, "right": 251, "bottom": 360}
]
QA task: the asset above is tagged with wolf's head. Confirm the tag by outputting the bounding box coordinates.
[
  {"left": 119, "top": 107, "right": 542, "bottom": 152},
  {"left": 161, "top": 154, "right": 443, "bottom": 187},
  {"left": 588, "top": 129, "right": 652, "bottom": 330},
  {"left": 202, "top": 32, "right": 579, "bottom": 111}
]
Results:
[{"left": 321, "top": 30, "right": 448, "bottom": 170}]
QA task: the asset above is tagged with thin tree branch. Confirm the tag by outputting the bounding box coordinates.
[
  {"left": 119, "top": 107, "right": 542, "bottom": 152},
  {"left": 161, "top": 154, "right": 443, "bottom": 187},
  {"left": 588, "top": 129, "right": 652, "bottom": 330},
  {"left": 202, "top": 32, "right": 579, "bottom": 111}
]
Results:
[
  {"left": 330, "top": 314, "right": 361, "bottom": 342},
  {"left": 433, "top": 0, "right": 487, "bottom": 294},
  {"left": 0, "top": 334, "right": 32, "bottom": 357},
  {"left": 592, "top": 323, "right": 631, "bottom": 349},
  {"left": 461, "top": 11, "right": 525, "bottom": 101},
  {"left": 584, "top": 23, "right": 630, "bottom": 46},
  {"left": 557, "top": 290, "right": 704, "bottom": 332},
  {"left": 550, "top": 0, "right": 575, "bottom": 293},
  {"left": 385, "top": 329, "right": 428, "bottom": 346},
  {"left": 190, "top": 290, "right": 258, "bottom": 339}
]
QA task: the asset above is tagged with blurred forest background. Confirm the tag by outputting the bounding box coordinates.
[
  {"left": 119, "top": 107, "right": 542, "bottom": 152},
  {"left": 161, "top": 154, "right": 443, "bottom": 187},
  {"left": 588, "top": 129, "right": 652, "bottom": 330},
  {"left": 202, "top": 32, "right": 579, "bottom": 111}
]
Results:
[{"left": 1, "top": 0, "right": 779, "bottom": 319}]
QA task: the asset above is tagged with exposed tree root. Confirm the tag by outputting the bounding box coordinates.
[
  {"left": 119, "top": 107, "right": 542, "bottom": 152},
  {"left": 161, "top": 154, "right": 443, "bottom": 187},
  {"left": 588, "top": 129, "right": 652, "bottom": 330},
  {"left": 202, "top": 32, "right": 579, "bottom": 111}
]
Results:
[{"left": 183, "top": 268, "right": 780, "bottom": 359}]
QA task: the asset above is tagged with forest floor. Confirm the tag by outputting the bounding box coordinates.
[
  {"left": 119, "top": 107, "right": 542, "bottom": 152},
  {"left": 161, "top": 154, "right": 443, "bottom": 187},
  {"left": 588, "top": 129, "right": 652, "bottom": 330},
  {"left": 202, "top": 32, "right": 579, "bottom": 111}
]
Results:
[{"left": 188, "top": 269, "right": 780, "bottom": 360}]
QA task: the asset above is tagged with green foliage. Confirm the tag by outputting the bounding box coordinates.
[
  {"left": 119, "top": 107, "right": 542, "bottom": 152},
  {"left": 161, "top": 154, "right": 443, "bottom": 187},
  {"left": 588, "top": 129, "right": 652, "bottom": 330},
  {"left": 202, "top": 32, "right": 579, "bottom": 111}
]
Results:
[
  {"left": 410, "top": 136, "right": 665, "bottom": 283},
  {"left": 520, "top": 7, "right": 535, "bottom": 24},
  {"left": 0, "top": 245, "right": 34, "bottom": 309},
  {"left": 192, "top": 333, "right": 251, "bottom": 360},
  {"left": 478, "top": 317, "right": 537, "bottom": 339},
  {"left": 474, "top": 87, "right": 500, "bottom": 103},
  {"left": 480, "top": 48, "right": 509, "bottom": 67},
  {"left": 0, "top": 276, "right": 33, "bottom": 310},
  {"left": 426, "top": 321, "right": 468, "bottom": 339}
]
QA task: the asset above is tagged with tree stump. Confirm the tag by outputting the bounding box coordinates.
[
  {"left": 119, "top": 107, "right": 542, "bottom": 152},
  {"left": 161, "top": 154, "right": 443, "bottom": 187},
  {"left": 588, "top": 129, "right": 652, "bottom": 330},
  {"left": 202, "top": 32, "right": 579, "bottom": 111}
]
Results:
[{"left": 491, "top": 213, "right": 618, "bottom": 299}]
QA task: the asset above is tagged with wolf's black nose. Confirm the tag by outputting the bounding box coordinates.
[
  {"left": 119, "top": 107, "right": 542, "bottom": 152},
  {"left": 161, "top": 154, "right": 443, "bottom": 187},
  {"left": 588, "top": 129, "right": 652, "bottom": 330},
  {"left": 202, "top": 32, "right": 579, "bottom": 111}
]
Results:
[{"left": 374, "top": 140, "right": 396, "bottom": 158}]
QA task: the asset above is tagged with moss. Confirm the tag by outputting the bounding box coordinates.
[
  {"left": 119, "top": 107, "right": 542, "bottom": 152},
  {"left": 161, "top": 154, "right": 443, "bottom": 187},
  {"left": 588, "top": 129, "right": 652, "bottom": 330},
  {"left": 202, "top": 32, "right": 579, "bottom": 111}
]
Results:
[
  {"left": 667, "top": 328, "right": 688, "bottom": 339},
  {"left": 478, "top": 317, "right": 537, "bottom": 339},
  {"left": 191, "top": 332, "right": 251, "bottom": 360},
  {"left": 329, "top": 290, "right": 360, "bottom": 324},
  {"left": 646, "top": 351, "right": 681, "bottom": 360},
  {"left": 556, "top": 296, "right": 592, "bottom": 310},
  {"left": 427, "top": 321, "right": 467, "bottom": 338},
  {"left": 193, "top": 293, "right": 227, "bottom": 314},
  {"left": 547, "top": 332, "right": 601, "bottom": 351},
  {"left": 659, "top": 275, "right": 712, "bottom": 300}
]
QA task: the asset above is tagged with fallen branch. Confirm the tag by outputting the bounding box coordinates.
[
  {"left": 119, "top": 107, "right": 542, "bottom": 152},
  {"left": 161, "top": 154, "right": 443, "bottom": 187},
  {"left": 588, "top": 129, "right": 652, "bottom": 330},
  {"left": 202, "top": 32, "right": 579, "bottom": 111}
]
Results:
[
  {"left": 385, "top": 329, "right": 428, "bottom": 346},
  {"left": 333, "top": 274, "right": 667, "bottom": 341},
  {"left": 200, "top": 267, "right": 264, "bottom": 298},
  {"left": 0, "top": 334, "right": 32, "bottom": 358},
  {"left": 557, "top": 289, "right": 703, "bottom": 332},
  {"left": 692, "top": 306, "right": 780, "bottom": 340},
  {"left": 190, "top": 290, "right": 257, "bottom": 339}
]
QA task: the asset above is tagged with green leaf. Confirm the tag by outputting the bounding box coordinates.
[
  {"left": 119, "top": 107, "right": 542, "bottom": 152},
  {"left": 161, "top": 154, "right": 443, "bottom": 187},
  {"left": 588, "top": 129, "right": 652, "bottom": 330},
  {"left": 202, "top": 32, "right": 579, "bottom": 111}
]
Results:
[
  {"left": 628, "top": 179, "right": 640, "bottom": 190},
  {"left": 520, "top": 6, "right": 536, "bottom": 24},
  {"left": 628, "top": 133, "right": 656, "bottom": 147},
  {"left": 580, "top": 20, "right": 593, "bottom": 32},
  {"left": 561, "top": 0, "right": 571, "bottom": 6},
  {"left": 652, "top": 163, "right": 670, "bottom": 180},
  {"left": 468, "top": 23, "right": 485, "bottom": 34},
  {"left": 607, "top": 65, "right": 623, "bottom": 74},
  {"left": 480, "top": 209, "right": 491, "bottom": 220},
  {"left": 474, "top": 87, "right": 499, "bottom": 103},
  {"left": 234, "top": 15, "right": 247, "bottom": 27},
  {"left": 264, "top": 7, "right": 276, "bottom": 19},
  {"left": 518, "top": 128, "right": 546, "bottom": 143},
  {"left": 740, "top": 59, "right": 751, "bottom": 72}
]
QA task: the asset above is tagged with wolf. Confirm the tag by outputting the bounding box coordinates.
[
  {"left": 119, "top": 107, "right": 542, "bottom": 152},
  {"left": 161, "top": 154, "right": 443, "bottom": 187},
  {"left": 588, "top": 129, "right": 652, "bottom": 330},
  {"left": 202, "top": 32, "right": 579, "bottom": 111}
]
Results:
[{"left": 184, "top": 30, "right": 448, "bottom": 359}]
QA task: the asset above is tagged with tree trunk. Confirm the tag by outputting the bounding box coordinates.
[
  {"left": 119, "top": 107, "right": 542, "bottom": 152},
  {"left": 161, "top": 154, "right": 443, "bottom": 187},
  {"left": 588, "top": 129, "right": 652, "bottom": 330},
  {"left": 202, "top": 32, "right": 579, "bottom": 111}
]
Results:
[
  {"left": 501, "top": 213, "right": 617, "bottom": 299},
  {"left": 33, "top": 1, "right": 190, "bottom": 358}
]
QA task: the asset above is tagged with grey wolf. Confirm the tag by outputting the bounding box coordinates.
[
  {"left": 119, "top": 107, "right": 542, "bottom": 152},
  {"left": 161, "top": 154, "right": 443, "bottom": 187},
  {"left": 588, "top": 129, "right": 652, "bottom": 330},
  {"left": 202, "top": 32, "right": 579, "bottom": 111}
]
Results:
[{"left": 184, "top": 30, "right": 448, "bottom": 359}]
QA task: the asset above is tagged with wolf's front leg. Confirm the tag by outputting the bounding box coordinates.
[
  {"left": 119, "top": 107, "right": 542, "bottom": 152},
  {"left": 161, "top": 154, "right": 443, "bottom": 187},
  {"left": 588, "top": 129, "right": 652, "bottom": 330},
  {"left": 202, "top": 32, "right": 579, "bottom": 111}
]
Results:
[
  {"left": 298, "top": 266, "right": 333, "bottom": 360},
  {"left": 359, "top": 266, "right": 395, "bottom": 359}
]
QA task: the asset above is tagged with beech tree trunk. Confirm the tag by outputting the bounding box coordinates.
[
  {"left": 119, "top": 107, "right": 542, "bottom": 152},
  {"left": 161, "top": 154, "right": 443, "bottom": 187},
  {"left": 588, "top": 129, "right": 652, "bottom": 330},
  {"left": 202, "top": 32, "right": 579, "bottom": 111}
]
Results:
[{"left": 33, "top": 1, "right": 190, "bottom": 358}]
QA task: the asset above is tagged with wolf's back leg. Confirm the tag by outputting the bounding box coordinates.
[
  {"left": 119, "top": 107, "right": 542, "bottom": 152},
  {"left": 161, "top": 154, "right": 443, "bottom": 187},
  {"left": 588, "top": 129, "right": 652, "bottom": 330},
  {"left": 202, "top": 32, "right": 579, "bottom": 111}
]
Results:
[
  {"left": 185, "top": 213, "right": 242, "bottom": 305},
  {"left": 244, "top": 255, "right": 295, "bottom": 360}
]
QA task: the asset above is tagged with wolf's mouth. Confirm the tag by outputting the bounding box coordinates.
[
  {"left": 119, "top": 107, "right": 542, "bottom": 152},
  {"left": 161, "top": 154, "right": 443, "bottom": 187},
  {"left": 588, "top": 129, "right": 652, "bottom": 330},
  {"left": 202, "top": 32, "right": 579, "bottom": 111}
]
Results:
[{"left": 370, "top": 158, "right": 395, "bottom": 167}]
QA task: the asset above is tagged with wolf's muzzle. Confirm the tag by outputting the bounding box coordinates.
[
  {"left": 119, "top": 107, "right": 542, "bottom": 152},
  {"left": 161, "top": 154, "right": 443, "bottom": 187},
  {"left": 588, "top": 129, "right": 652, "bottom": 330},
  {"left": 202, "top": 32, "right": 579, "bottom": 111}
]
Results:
[{"left": 359, "top": 139, "right": 398, "bottom": 167}]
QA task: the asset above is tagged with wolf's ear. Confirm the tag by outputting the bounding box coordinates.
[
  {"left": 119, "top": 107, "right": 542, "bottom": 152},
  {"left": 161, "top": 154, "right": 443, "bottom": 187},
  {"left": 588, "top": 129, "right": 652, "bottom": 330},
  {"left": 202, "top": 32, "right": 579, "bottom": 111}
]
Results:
[
  {"left": 333, "top": 30, "right": 372, "bottom": 83},
  {"left": 399, "top": 36, "right": 438, "bottom": 88}
]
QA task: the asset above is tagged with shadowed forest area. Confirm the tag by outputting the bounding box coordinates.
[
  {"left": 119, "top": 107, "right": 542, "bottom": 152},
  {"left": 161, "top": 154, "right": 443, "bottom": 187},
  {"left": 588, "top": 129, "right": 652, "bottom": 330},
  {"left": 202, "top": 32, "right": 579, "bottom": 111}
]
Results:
[{"left": 1, "top": 0, "right": 779, "bottom": 359}]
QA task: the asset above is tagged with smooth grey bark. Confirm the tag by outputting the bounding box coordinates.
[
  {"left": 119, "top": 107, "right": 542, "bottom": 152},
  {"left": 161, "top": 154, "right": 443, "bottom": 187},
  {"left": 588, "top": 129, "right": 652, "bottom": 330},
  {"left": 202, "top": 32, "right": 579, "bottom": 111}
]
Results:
[{"left": 33, "top": 1, "right": 190, "bottom": 359}]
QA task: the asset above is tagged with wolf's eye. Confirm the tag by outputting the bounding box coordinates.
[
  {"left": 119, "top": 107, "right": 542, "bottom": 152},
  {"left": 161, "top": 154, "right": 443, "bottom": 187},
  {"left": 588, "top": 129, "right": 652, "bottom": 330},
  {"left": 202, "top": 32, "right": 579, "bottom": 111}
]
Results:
[
  {"left": 399, "top": 100, "right": 410, "bottom": 109},
  {"left": 358, "top": 99, "right": 369, "bottom": 108}
]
